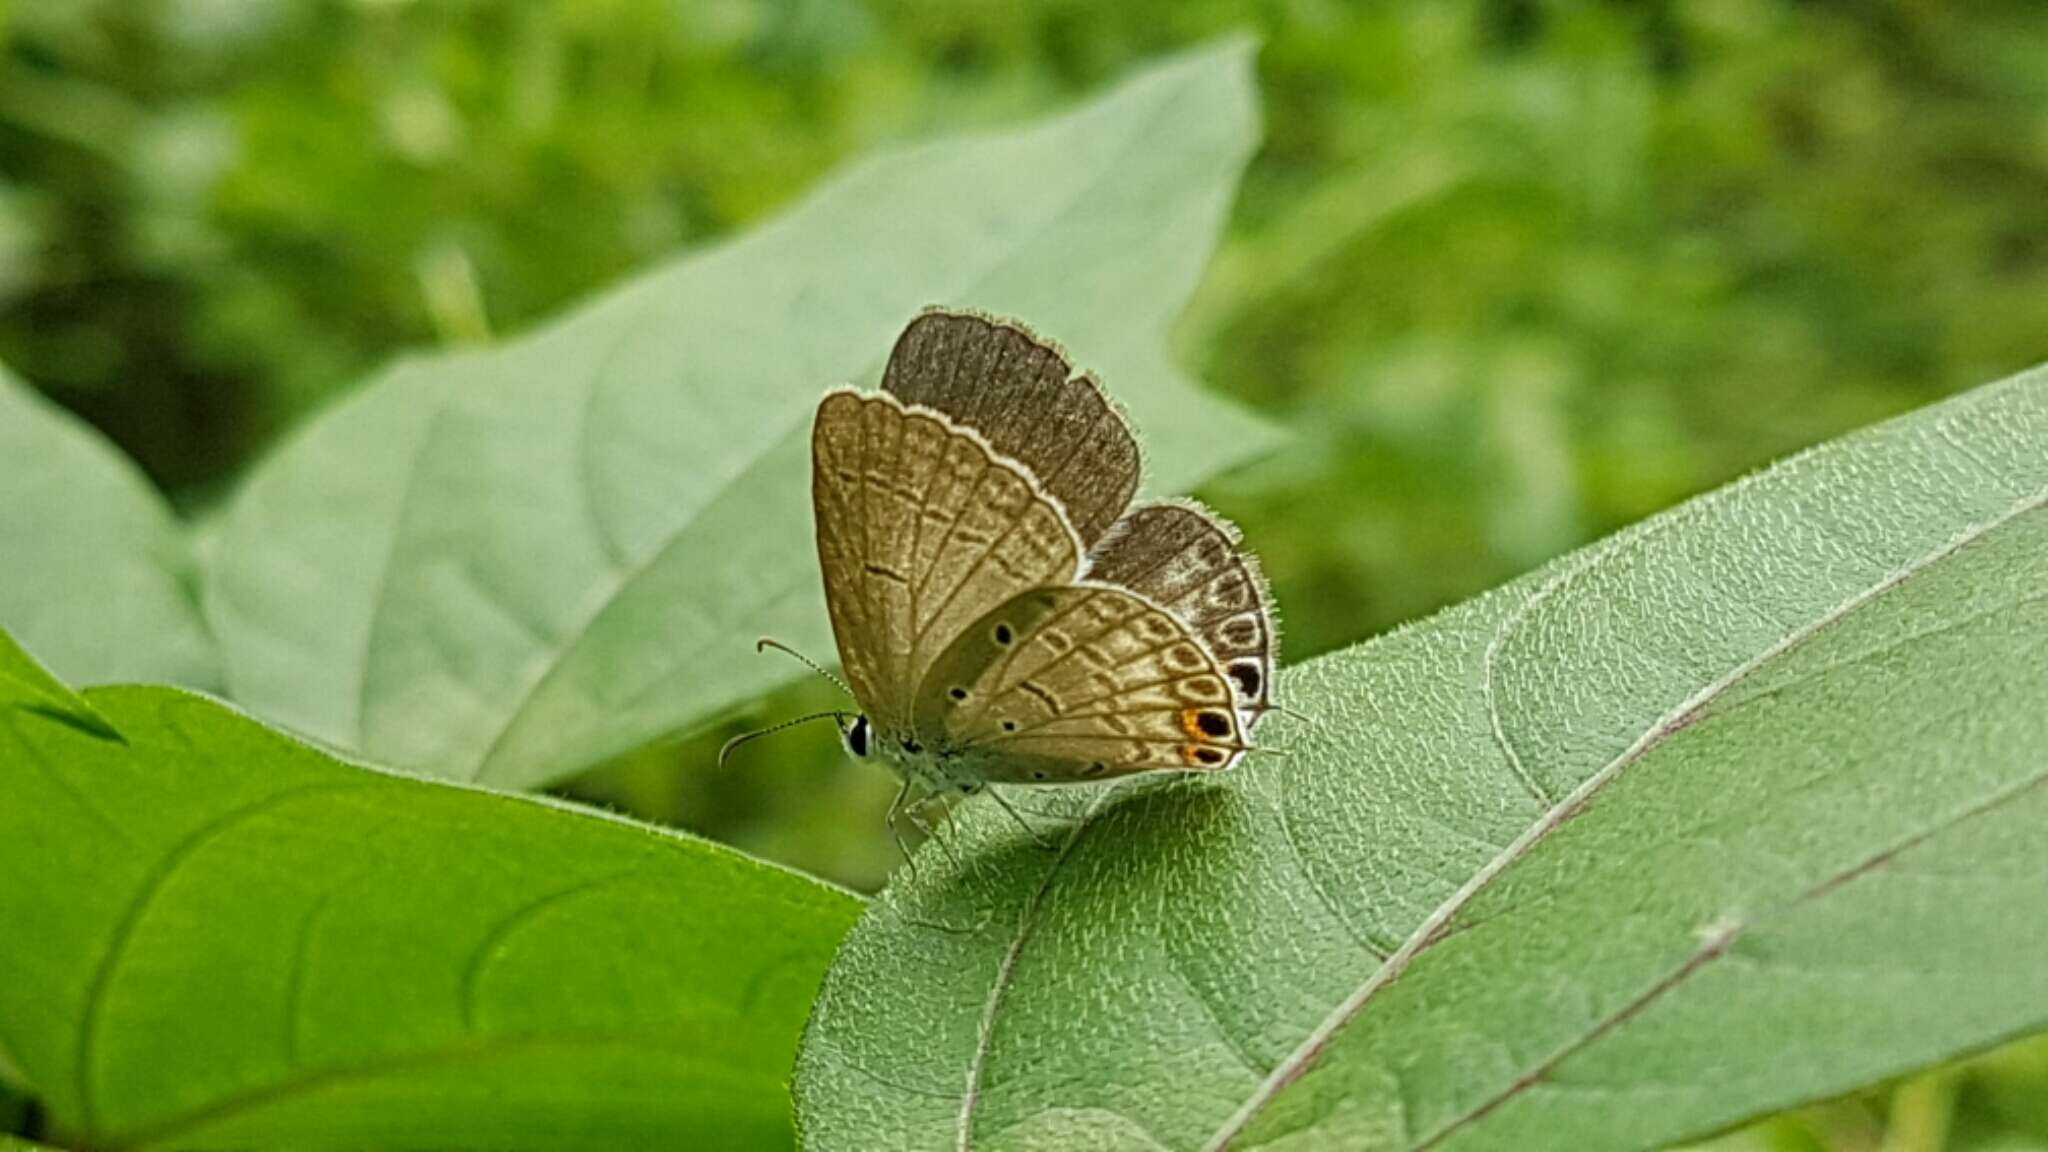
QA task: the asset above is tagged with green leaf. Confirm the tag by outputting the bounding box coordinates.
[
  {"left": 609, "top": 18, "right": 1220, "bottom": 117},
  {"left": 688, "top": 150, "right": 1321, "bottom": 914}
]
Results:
[
  {"left": 0, "top": 632, "right": 860, "bottom": 1150},
  {"left": 0, "top": 630, "right": 121, "bottom": 743},
  {"left": 0, "top": 368, "right": 219, "bottom": 693},
  {"left": 203, "top": 38, "right": 1277, "bottom": 790},
  {"left": 795, "top": 364, "right": 2048, "bottom": 1151}
]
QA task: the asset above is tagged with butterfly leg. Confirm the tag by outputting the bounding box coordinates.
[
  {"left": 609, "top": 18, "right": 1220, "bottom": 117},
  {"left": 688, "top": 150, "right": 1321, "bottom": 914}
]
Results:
[
  {"left": 983, "top": 786, "right": 1055, "bottom": 850},
  {"left": 891, "top": 790, "right": 995, "bottom": 936},
  {"left": 905, "top": 799, "right": 967, "bottom": 874},
  {"left": 883, "top": 776, "right": 920, "bottom": 882}
]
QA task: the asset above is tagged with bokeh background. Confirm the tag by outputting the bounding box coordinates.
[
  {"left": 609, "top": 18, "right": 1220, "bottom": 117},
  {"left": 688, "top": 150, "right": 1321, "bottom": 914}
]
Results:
[{"left": 5, "top": 3, "right": 2045, "bottom": 1148}]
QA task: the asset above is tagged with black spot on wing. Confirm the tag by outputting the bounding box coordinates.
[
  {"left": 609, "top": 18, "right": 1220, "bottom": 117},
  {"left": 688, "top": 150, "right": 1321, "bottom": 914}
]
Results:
[{"left": 1227, "top": 661, "right": 1262, "bottom": 697}]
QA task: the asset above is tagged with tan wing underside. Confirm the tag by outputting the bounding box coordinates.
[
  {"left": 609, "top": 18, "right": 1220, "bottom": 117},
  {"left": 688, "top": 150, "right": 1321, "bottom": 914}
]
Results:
[
  {"left": 882, "top": 309, "right": 1140, "bottom": 547},
  {"left": 1085, "top": 501, "right": 1278, "bottom": 726},
  {"left": 812, "top": 389, "right": 1083, "bottom": 732},
  {"left": 911, "top": 583, "right": 1248, "bottom": 783}
]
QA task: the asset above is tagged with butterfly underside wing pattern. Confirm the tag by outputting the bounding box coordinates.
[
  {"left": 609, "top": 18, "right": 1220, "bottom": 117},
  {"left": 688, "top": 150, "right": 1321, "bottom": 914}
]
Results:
[
  {"left": 811, "top": 389, "right": 1083, "bottom": 733},
  {"left": 804, "top": 307, "right": 1280, "bottom": 798},
  {"left": 1085, "top": 501, "right": 1277, "bottom": 726},
  {"left": 910, "top": 584, "right": 1248, "bottom": 782},
  {"left": 882, "top": 309, "right": 1140, "bottom": 547}
]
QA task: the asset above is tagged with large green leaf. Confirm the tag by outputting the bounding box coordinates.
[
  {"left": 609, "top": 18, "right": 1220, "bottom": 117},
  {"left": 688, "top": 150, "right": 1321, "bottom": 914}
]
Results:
[
  {"left": 0, "top": 369, "right": 218, "bottom": 692},
  {"left": 0, "top": 630, "right": 860, "bottom": 1150},
  {"left": 203, "top": 39, "right": 1277, "bottom": 791},
  {"left": 796, "top": 364, "right": 2048, "bottom": 1151}
]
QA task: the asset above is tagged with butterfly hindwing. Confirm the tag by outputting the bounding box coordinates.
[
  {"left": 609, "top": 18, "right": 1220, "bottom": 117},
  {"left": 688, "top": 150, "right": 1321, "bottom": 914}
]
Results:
[
  {"left": 1085, "top": 500, "right": 1278, "bottom": 727},
  {"left": 883, "top": 309, "right": 1140, "bottom": 547},
  {"left": 812, "top": 388, "right": 1084, "bottom": 732},
  {"left": 911, "top": 583, "right": 1247, "bottom": 783}
]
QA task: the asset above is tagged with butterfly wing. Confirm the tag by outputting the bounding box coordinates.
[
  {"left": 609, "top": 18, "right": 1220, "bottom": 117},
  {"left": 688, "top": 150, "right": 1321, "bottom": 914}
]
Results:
[
  {"left": 882, "top": 309, "right": 1140, "bottom": 547},
  {"left": 911, "top": 583, "right": 1247, "bottom": 783},
  {"left": 812, "top": 388, "right": 1084, "bottom": 732},
  {"left": 1085, "top": 500, "right": 1278, "bottom": 727}
]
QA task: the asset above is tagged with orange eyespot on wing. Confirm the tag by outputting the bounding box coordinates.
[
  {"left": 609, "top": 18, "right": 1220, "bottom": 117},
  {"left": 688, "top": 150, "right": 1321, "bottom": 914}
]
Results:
[
  {"left": 913, "top": 583, "right": 1253, "bottom": 782},
  {"left": 1178, "top": 706, "right": 1242, "bottom": 767}
]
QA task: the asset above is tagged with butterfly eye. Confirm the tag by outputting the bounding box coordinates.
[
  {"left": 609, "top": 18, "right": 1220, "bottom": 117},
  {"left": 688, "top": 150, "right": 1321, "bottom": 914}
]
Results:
[
  {"left": 844, "top": 716, "right": 871, "bottom": 758},
  {"left": 1227, "top": 661, "right": 1262, "bottom": 696}
]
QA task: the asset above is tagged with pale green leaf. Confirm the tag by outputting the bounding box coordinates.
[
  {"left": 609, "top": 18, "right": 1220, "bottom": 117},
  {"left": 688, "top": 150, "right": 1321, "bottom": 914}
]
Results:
[
  {"left": 0, "top": 632, "right": 860, "bottom": 1150},
  {"left": 0, "top": 368, "right": 219, "bottom": 692},
  {"left": 796, "top": 364, "right": 2048, "bottom": 1151},
  {"left": 203, "top": 39, "right": 1277, "bottom": 790}
]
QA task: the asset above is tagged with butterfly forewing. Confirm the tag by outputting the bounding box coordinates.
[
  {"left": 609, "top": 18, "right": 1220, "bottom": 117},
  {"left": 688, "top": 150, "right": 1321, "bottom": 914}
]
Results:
[
  {"left": 883, "top": 309, "right": 1140, "bottom": 546},
  {"left": 911, "top": 584, "right": 1247, "bottom": 782},
  {"left": 812, "top": 388, "right": 1083, "bottom": 732},
  {"left": 1086, "top": 500, "right": 1278, "bottom": 726}
]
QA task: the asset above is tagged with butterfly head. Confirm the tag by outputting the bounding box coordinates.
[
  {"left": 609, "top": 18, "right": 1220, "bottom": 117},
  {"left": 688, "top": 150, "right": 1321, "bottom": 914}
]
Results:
[{"left": 841, "top": 713, "right": 990, "bottom": 798}]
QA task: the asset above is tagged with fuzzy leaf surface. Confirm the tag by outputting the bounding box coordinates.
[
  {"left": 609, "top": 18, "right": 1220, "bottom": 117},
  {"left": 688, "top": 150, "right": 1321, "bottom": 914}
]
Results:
[{"left": 797, "top": 365, "right": 2048, "bottom": 1152}]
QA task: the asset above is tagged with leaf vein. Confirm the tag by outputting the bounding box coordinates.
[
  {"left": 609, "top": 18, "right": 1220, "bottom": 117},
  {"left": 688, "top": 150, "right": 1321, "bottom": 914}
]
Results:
[
  {"left": 96, "top": 1029, "right": 778, "bottom": 1150},
  {"left": 74, "top": 782, "right": 374, "bottom": 1136},
  {"left": 1204, "top": 487, "right": 2046, "bottom": 1150},
  {"left": 958, "top": 787, "right": 1119, "bottom": 1151},
  {"left": 1412, "top": 754, "right": 2048, "bottom": 1149},
  {"left": 458, "top": 870, "right": 647, "bottom": 1033}
]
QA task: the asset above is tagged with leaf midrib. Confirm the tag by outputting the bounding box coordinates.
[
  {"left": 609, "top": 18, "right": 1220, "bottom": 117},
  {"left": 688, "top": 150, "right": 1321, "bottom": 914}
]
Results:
[
  {"left": 957, "top": 789, "right": 1119, "bottom": 1149},
  {"left": 1413, "top": 752, "right": 2048, "bottom": 1150},
  {"left": 90, "top": 1029, "right": 783, "bottom": 1151},
  {"left": 1195, "top": 487, "right": 2047, "bottom": 1150}
]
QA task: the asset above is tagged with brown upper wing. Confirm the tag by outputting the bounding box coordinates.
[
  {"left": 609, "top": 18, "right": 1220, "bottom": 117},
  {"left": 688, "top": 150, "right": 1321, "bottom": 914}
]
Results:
[
  {"left": 882, "top": 309, "right": 1140, "bottom": 547},
  {"left": 811, "top": 388, "right": 1083, "bottom": 733}
]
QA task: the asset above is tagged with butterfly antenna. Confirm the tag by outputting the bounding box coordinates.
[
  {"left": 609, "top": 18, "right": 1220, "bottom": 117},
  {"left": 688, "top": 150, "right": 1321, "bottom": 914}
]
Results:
[
  {"left": 718, "top": 710, "right": 854, "bottom": 768},
  {"left": 755, "top": 637, "right": 854, "bottom": 699}
]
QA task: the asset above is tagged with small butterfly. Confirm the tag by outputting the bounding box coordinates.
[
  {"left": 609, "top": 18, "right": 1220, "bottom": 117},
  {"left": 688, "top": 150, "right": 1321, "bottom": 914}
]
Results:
[{"left": 726, "top": 308, "right": 1280, "bottom": 853}]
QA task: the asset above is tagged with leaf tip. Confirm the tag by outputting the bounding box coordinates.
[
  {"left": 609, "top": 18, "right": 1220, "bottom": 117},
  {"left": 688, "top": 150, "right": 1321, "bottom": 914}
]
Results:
[{"left": 0, "top": 630, "right": 125, "bottom": 742}]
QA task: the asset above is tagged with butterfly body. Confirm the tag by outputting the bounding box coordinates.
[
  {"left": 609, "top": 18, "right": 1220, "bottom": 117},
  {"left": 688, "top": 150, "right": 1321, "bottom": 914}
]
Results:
[{"left": 809, "top": 309, "right": 1277, "bottom": 803}]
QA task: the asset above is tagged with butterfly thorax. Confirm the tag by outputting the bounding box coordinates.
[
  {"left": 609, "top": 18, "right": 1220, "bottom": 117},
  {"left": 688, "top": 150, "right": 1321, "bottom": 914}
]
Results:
[{"left": 843, "top": 714, "right": 987, "bottom": 797}]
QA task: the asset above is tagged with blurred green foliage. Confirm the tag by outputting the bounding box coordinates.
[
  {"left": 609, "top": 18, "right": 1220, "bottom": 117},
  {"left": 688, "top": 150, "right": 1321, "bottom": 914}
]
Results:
[{"left": 3, "top": 2, "right": 2046, "bottom": 1146}]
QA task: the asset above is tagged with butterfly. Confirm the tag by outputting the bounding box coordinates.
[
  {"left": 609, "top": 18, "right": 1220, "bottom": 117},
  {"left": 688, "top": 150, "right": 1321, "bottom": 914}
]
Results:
[{"left": 728, "top": 308, "right": 1279, "bottom": 850}]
